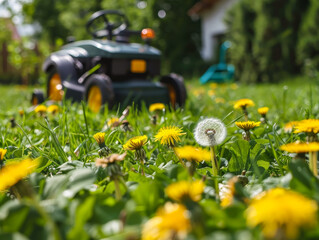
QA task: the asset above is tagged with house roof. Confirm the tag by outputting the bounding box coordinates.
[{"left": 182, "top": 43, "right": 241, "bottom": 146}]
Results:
[{"left": 188, "top": 0, "right": 221, "bottom": 16}]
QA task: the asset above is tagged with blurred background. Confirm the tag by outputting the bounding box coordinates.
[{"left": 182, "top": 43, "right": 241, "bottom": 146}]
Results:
[{"left": 0, "top": 0, "right": 318, "bottom": 85}]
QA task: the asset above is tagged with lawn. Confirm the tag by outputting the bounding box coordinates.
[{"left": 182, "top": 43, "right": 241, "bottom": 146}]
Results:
[{"left": 0, "top": 76, "right": 319, "bottom": 240}]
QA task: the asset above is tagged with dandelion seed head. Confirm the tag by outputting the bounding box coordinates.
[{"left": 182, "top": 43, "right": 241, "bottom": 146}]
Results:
[
  {"left": 194, "top": 118, "right": 227, "bottom": 146},
  {"left": 95, "top": 153, "right": 127, "bottom": 168}
]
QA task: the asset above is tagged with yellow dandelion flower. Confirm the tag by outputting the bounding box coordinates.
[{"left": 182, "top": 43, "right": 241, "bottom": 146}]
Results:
[
  {"left": 47, "top": 105, "right": 59, "bottom": 114},
  {"left": 257, "top": 107, "right": 269, "bottom": 115},
  {"left": 294, "top": 119, "right": 319, "bottom": 134},
  {"left": 174, "top": 145, "right": 210, "bottom": 162},
  {"left": 280, "top": 142, "right": 319, "bottom": 153},
  {"left": 18, "top": 109, "right": 24, "bottom": 116},
  {"left": 210, "top": 83, "right": 218, "bottom": 89},
  {"left": 220, "top": 177, "right": 238, "bottom": 207},
  {"left": 220, "top": 190, "right": 233, "bottom": 207},
  {"left": 123, "top": 135, "right": 148, "bottom": 150},
  {"left": 149, "top": 103, "right": 165, "bottom": 112},
  {"left": 165, "top": 180, "right": 205, "bottom": 202},
  {"left": 0, "top": 159, "right": 39, "bottom": 192},
  {"left": 215, "top": 97, "right": 225, "bottom": 104},
  {"left": 246, "top": 188, "right": 317, "bottom": 239},
  {"left": 234, "top": 98, "right": 255, "bottom": 109},
  {"left": 93, "top": 132, "right": 106, "bottom": 146},
  {"left": 0, "top": 148, "right": 7, "bottom": 161},
  {"left": 230, "top": 83, "right": 238, "bottom": 90},
  {"left": 208, "top": 90, "right": 215, "bottom": 97},
  {"left": 235, "top": 121, "right": 261, "bottom": 131},
  {"left": 193, "top": 88, "right": 205, "bottom": 97},
  {"left": 34, "top": 104, "right": 47, "bottom": 113},
  {"left": 142, "top": 202, "right": 191, "bottom": 240},
  {"left": 107, "top": 117, "right": 120, "bottom": 127},
  {"left": 284, "top": 121, "right": 299, "bottom": 133},
  {"left": 154, "top": 126, "right": 185, "bottom": 146}
]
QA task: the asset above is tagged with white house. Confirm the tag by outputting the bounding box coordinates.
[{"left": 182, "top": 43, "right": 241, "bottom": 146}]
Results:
[{"left": 188, "top": 0, "right": 238, "bottom": 61}]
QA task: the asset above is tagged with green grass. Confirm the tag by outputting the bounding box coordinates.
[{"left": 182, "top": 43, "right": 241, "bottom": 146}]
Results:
[{"left": 0, "top": 76, "right": 319, "bottom": 239}]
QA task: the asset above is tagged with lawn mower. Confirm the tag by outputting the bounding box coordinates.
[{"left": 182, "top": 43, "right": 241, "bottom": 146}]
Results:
[{"left": 31, "top": 10, "right": 187, "bottom": 112}]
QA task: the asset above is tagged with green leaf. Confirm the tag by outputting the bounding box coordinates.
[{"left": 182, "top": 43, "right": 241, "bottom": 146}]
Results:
[
  {"left": 58, "top": 160, "right": 87, "bottom": 173},
  {"left": 93, "top": 197, "right": 125, "bottom": 224},
  {"left": 42, "top": 168, "right": 96, "bottom": 199},
  {"left": 0, "top": 200, "right": 29, "bottom": 232},
  {"left": 43, "top": 175, "right": 69, "bottom": 199},
  {"left": 0, "top": 233, "right": 29, "bottom": 240},
  {"left": 257, "top": 160, "right": 270, "bottom": 170},
  {"left": 228, "top": 139, "right": 250, "bottom": 173},
  {"left": 288, "top": 159, "right": 319, "bottom": 200},
  {"left": 65, "top": 168, "right": 96, "bottom": 198},
  {"left": 131, "top": 181, "right": 163, "bottom": 216},
  {"left": 67, "top": 196, "right": 96, "bottom": 240}
]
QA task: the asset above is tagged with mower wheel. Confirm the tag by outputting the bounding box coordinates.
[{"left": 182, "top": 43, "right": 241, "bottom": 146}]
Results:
[
  {"left": 31, "top": 90, "right": 45, "bottom": 106},
  {"left": 84, "top": 74, "right": 114, "bottom": 113},
  {"left": 160, "top": 73, "right": 187, "bottom": 109},
  {"left": 47, "top": 69, "right": 64, "bottom": 101}
]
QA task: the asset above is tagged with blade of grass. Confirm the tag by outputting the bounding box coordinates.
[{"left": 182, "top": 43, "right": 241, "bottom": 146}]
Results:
[
  {"left": 38, "top": 120, "right": 68, "bottom": 164},
  {"left": 16, "top": 123, "right": 41, "bottom": 156},
  {"left": 267, "top": 133, "right": 284, "bottom": 175},
  {"left": 81, "top": 101, "right": 90, "bottom": 137}
]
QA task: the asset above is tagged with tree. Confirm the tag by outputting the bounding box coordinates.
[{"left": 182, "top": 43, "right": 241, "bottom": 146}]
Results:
[
  {"left": 226, "top": 0, "right": 310, "bottom": 83},
  {"left": 297, "top": 0, "right": 319, "bottom": 73}
]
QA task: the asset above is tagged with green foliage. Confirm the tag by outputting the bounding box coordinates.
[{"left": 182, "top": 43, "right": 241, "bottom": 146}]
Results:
[
  {"left": 1, "top": 78, "right": 319, "bottom": 239},
  {"left": 151, "top": 0, "right": 204, "bottom": 76},
  {"left": 297, "top": 0, "right": 319, "bottom": 74},
  {"left": 226, "top": 0, "right": 310, "bottom": 83}
]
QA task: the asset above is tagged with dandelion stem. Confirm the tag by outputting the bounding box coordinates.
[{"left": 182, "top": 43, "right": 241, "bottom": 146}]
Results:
[
  {"left": 310, "top": 151, "right": 318, "bottom": 177},
  {"left": 114, "top": 178, "right": 122, "bottom": 200},
  {"left": 210, "top": 146, "right": 219, "bottom": 199},
  {"left": 140, "top": 159, "right": 145, "bottom": 176},
  {"left": 243, "top": 107, "right": 249, "bottom": 121},
  {"left": 136, "top": 149, "right": 146, "bottom": 176},
  {"left": 25, "top": 194, "right": 62, "bottom": 240},
  {"left": 244, "top": 130, "right": 251, "bottom": 141}
]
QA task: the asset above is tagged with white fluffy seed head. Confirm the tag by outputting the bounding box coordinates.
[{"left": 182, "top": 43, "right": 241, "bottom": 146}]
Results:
[{"left": 194, "top": 118, "right": 227, "bottom": 147}]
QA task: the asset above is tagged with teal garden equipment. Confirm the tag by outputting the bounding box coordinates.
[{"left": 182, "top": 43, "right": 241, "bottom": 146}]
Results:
[{"left": 200, "top": 41, "right": 235, "bottom": 84}]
